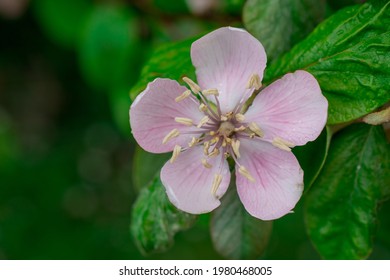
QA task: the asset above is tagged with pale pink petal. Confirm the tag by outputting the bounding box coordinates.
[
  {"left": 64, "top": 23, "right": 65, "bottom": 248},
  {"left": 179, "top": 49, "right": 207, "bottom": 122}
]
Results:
[
  {"left": 244, "top": 70, "right": 328, "bottom": 146},
  {"left": 130, "top": 78, "right": 205, "bottom": 153},
  {"left": 191, "top": 27, "right": 266, "bottom": 113},
  {"left": 161, "top": 145, "right": 230, "bottom": 214},
  {"left": 235, "top": 138, "right": 303, "bottom": 220}
]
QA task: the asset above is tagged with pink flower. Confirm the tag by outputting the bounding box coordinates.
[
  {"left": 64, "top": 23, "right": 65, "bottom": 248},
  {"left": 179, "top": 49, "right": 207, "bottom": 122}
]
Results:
[{"left": 130, "top": 27, "right": 328, "bottom": 220}]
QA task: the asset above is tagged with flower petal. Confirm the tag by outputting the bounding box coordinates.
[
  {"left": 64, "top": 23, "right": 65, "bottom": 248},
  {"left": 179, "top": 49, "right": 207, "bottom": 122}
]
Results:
[
  {"left": 130, "top": 78, "right": 204, "bottom": 153},
  {"left": 244, "top": 70, "right": 328, "bottom": 146},
  {"left": 161, "top": 145, "right": 230, "bottom": 214},
  {"left": 235, "top": 138, "right": 303, "bottom": 220},
  {"left": 191, "top": 27, "right": 267, "bottom": 113}
]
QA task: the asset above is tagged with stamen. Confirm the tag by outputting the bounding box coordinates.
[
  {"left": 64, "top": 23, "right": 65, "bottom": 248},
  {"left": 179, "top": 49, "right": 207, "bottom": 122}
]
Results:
[
  {"left": 188, "top": 137, "right": 197, "bottom": 147},
  {"left": 162, "top": 129, "right": 180, "bottom": 144},
  {"left": 170, "top": 145, "right": 182, "bottom": 163},
  {"left": 201, "top": 158, "right": 212, "bottom": 168},
  {"left": 246, "top": 74, "right": 262, "bottom": 90},
  {"left": 235, "top": 113, "right": 245, "bottom": 122},
  {"left": 209, "top": 131, "right": 216, "bottom": 136},
  {"left": 220, "top": 115, "right": 228, "bottom": 121},
  {"left": 231, "top": 139, "right": 241, "bottom": 158},
  {"left": 202, "top": 88, "right": 219, "bottom": 96},
  {"left": 183, "top": 77, "right": 201, "bottom": 94},
  {"left": 203, "top": 141, "right": 210, "bottom": 155},
  {"left": 197, "top": 116, "right": 210, "bottom": 128},
  {"left": 210, "top": 136, "right": 220, "bottom": 144},
  {"left": 222, "top": 139, "right": 227, "bottom": 147},
  {"left": 249, "top": 122, "right": 264, "bottom": 137},
  {"left": 174, "top": 117, "right": 193, "bottom": 126},
  {"left": 224, "top": 152, "right": 230, "bottom": 158},
  {"left": 238, "top": 166, "right": 255, "bottom": 182},
  {"left": 199, "top": 103, "right": 207, "bottom": 112},
  {"left": 208, "top": 147, "right": 220, "bottom": 158},
  {"left": 272, "top": 137, "right": 295, "bottom": 152},
  {"left": 175, "top": 90, "right": 191, "bottom": 102},
  {"left": 211, "top": 174, "right": 222, "bottom": 197},
  {"left": 234, "top": 125, "right": 246, "bottom": 132}
]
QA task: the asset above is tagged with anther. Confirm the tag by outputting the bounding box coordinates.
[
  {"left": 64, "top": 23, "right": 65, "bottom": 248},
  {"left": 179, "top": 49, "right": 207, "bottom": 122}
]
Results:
[
  {"left": 238, "top": 166, "right": 255, "bottom": 182},
  {"left": 175, "top": 117, "right": 193, "bottom": 126},
  {"left": 203, "top": 141, "right": 210, "bottom": 155},
  {"left": 235, "top": 113, "right": 245, "bottom": 122},
  {"left": 211, "top": 174, "right": 222, "bottom": 197},
  {"left": 201, "top": 158, "right": 212, "bottom": 169},
  {"left": 197, "top": 116, "right": 209, "bottom": 128},
  {"left": 175, "top": 90, "right": 191, "bottom": 102},
  {"left": 183, "top": 77, "right": 201, "bottom": 94},
  {"left": 202, "top": 88, "right": 219, "bottom": 96},
  {"left": 162, "top": 129, "right": 180, "bottom": 144},
  {"left": 199, "top": 103, "right": 207, "bottom": 112},
  {"left": 249, "top": 122, "right": 264, "bottom": 137},
  {"left": 246, "top": 74, "right": 262, "bottom": 90},
  {"left": 170, "top": 145, "right": 182, "bottom": 163},
  {"left": 234, "top": 125, "right": 246, "bottom": 132},
  {"left": 208, "top": 147, "right": 220, "bottom": 158},
  {"left": 210, "top": 136, "right": 220, "bottom": 144},
  {"left": 224, "top": 152, "right": 230, "bottom": 158},
  {"left": 209, "top": 131, "right": 216, "bottom": 136},
  {"left": 272, "top": 137, "right": 295, "bottom": 152},
  {"left": 188, "top": 137, "right": 197, "bottom": 147},
  {"left": 221, "top": 115, "right": 228, "bottom": 121},
  {"left": 232, "top": 139, "right": 241, "bottom": 158}
]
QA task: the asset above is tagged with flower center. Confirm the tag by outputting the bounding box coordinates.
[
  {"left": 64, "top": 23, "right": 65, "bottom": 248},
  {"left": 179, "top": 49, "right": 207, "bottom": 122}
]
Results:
[{"left": 219, "top": 121, "right": 235, "bottom": 138}]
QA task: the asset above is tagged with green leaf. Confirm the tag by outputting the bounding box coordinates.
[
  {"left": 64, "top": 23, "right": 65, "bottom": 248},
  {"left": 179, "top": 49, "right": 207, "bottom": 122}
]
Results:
[
  {"left": 211, "top": 182, "right": 273, "bottom": 259},
  {"left": 243, "top": 0, "right": 326, "bottom": 62},
  {"left": 34, "top": 0, "right": 92, "bottom": 48},
  {"left": 131, "top": 176, "right": 197, "bottom": 255},
  {"left": 265, "top": 1, "right": 390, "bottom": 124},
  {"left": 293, "top": 127, "right": 332, "bottom": 191},
  {"left": 132, "top": 146, "right": 170, "bottom": 191},
  {"left": 328, "top": 0, "right": 364, "bottom": 11},
  {"left": 79, "top": 5, "right": 140, "bottom": 91},
  {"left": 130, "top": 37, "right": 197, "bottom": 101},
  {"left": 305, "top": 124, "right": 390, "bottom": 259}
]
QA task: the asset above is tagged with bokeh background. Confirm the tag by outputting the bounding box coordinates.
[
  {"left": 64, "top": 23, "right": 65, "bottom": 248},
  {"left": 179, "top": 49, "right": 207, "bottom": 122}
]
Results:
[{"left": 0, "top": 0, "right": 389, "bottom": 260}]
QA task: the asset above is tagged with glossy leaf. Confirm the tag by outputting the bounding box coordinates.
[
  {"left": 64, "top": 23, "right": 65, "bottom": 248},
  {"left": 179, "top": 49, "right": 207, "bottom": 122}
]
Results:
[
  {"left": 131, "top": 176, "right": 197, "bottom": 255},
  {"left": 211, "top": 182, "right": 273, "bottom": 259},
  {"left": 265, "top": 1, "right": 390, "bottom": 124},
  {"left": 130, "top": 37, "right": 197, "bottom": 101},
  {"left": 243, "top": 0, "right": 326, "bottom": 62},
  {"left": 293, "top": 127, "right": 332, "bottom": 191},
  {"left": 132, "top": 146, "right": 170, "bottom": 191},
  {"left": 305, "top": 124, "right": 390, "bottom": 259},
  {"left": 79, "top": 5, "right": 140, "bottom": 91}
]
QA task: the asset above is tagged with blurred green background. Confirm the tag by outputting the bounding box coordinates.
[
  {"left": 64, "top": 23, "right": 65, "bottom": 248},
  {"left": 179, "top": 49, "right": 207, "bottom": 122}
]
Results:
[{"left": 0, "top": 0, "right": 389, "bottom": 260}]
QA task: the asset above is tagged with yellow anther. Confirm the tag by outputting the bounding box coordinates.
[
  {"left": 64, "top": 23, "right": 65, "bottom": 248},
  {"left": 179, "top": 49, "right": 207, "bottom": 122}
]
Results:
[
  {"left": 202, "top": 88, "right": 219, "bottom": 96},
  {"left": 211, "top": 174, "right": 223, "bottom": 197},
  {"left": 175, "top": 90, "right": 191, "bottom": 102},
  {"left": 234, "top": 125, "right": 246, "bottom": 132},
  {"left": 222, "top": 139, "right": 227, "bottom": 147},
  {"left": 224, "top": 137, "right": 232, "bottom": 144},
  {"left": 199, "top": 103, "right": 207, "bottom": 112},
  {"left": 203, "top": 141, "right": 210, "bottom": 155},
  {"left": 174, "top": 117, "right": 193, "bottom": 126},
  {"left": 246, "top": 74, "right": 262, "bottom": 90},
  {"left": 188, "top": 137, "right": 197, "bottom": 147},
  {"left": 235, "top": 113, "right": 245, "bottom": 122},
  {"left": 249, "top": 122, "right": 264, "bottom": 137},
  {"left": 272, "top": 137, "right": 295, "bottom": 152},
  {"left": 170, "top": 145, "right": 182, "bottom": 163},
  {"left": 210, "top": 136, "right": 220, "bottom": 144},
  {"left": 224, "top": 152, "right": 230, "bottom": 158},
  {"left": 208, "top": 147, "right": 220, "bottom": 158},
  {"left": 209, "top": 131, "right": 216, "bottom": 136},
  {"left": 162, "top": 129, "right": 180, "bottom": 144},
  {"left": 232, "top": 139, "right": 241, "bottom": 158},
  {"left": 197, "top": 116, "right": 209, "bottom": 128},
  {"left": 238, "top": 166, "right": 255, "bottom": 182},
  {"left": 201, "top": 158, "right": 212, "bottom": 169},
  {"left": 183, "top": 77, "right": 201, "bottom": 94}
]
